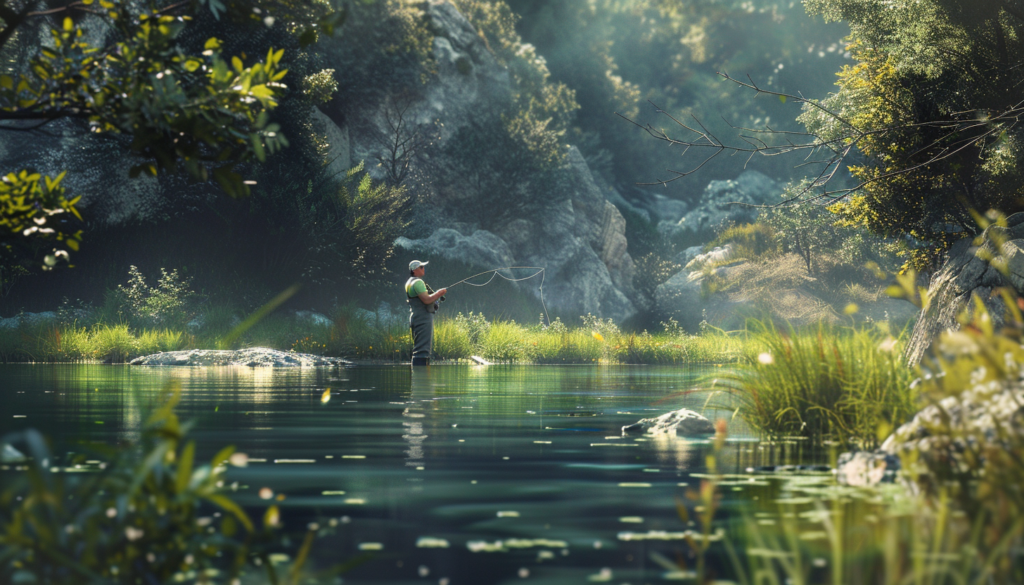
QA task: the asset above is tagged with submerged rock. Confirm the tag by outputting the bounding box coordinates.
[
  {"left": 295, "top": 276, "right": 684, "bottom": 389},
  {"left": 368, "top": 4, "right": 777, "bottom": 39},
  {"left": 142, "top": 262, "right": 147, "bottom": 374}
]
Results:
[
  {"left": 622, "top": 408, "right": 715, "bottom": 436},
  {"left": 130, "top": 348, "right": 349, "bottom": 367}
]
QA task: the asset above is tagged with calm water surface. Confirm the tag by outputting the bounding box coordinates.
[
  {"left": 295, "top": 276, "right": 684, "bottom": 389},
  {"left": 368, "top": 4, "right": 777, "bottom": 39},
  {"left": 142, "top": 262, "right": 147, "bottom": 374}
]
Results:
[{"left": 0, "top": 364, "right": 817, "bottom": 584}]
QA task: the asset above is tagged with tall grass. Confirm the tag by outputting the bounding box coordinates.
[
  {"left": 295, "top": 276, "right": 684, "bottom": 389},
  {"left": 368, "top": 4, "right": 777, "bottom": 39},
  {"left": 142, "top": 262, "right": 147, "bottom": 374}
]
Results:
[
  {"left": 1, "top": 308, "right": 744, "bottom": 365},
  {"left": 481, "top": 320, "right": 534, "bottom": 363},
  {"left": 713, "top": 320, "right": 916, "bottom": 447}
]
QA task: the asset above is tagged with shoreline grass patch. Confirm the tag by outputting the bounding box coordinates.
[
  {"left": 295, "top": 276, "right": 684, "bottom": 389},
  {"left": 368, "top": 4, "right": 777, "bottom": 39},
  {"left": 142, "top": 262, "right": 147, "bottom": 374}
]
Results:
[{"left": 712, "top": 320, "right": 916, "bottom": 448}]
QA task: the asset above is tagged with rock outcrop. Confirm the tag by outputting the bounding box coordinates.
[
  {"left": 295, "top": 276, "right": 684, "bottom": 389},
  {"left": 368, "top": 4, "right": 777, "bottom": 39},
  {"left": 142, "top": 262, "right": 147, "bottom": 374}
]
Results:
[
  {"left": 622, "top": 408, "right": 715, "bottom": 436},
  {"left": 130, "top": 348, "right": 349, "bottom": 367},
  {"left": 837, "top": 379, "right": 1024, "bottom": 487},
  {"left": 905, "top": 213, "right": 1024, "bottom": 365},
  {"left": 678, "top": 170, "right": 780, "bottom": 236}
]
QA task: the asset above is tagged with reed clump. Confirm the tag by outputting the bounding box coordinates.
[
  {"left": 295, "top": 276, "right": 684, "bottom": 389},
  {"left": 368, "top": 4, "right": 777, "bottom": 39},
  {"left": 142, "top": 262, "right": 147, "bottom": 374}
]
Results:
[{"left": 714, "top": 320, "right": 916, "bottom": 448}]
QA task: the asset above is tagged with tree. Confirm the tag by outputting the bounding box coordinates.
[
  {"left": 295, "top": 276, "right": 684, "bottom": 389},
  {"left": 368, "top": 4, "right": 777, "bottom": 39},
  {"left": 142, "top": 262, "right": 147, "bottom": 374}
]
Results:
[
  {"left": 0, "top": 0, "right": 343, "bottom": 268},
  {"left": 627, "top": 0, "right": 1024, "bottom": 269}
]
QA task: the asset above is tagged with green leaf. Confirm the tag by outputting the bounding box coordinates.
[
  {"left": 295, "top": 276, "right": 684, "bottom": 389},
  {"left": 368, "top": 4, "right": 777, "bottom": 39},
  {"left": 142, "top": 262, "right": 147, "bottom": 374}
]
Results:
[
  {"left": 206, "top": 494, "right": 254, "bottom": 532},
  {"left": 211, "top": 444, "right": 235, "bottom": 469},
  {"left": 176, "top": 440, "right": 195, "bottom": 494},
  {"left": 778, "top": 95, "right": 786, "bottom": 104}
]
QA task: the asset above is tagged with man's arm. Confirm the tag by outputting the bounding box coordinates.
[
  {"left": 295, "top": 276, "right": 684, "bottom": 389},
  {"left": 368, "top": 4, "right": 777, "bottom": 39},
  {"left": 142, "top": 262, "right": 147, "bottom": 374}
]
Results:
[{"left": 417, "top": 288, "right": 447, "bottom": 304}]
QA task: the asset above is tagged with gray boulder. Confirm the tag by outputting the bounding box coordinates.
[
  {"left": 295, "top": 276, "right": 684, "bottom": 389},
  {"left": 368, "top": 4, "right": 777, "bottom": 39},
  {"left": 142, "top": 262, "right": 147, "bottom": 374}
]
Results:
[
  {"left": 353, "top": 301, "right": 405, "bottom": 329},
  {"left": 835, "top": 451, "right": 901, "bottom": 486},
  {"left": 395, "top": 228, "right": 516, "bottom": 272},
  {"left": 905, "top": 213, "right": 1024, "bottom": 365},
  {"left": 1, "top": 443, "right": 26, "bottom": 464},
  {"left": 881, "top": 382, "right": 1024, "bottom": 476},
  {"left": 131, "top": 348, "right": 349, "bottom": 367},
  {"left": 622, "top": 408, "right": 715, "bottom": 436},
  {"left": 680, "top": 171, "right": 780, "bottom": 236},
  {"left": 295, "top": 310, "right": 333, "bottom": 328},
  {"left": 654, "top": 269, "right": 704, "bottom": 332},
  {"left": 0, "top": 311, "right": 56, "bottom": 330}
]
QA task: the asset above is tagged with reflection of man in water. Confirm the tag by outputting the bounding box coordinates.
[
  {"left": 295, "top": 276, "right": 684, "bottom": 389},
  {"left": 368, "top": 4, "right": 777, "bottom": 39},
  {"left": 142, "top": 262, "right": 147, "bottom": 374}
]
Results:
[
  {"left": 403, "top": 367, "right": 434, "bottom": 470},
  {"left": 406, "top": 260, "right": 447, "bottom": 366}
]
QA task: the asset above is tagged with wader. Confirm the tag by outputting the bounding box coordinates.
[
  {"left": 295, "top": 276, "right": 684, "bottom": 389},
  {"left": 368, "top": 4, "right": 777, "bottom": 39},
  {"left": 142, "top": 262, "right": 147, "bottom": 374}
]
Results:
[{"left": 407, "top": 277, "right": 436, "bottom": 366}]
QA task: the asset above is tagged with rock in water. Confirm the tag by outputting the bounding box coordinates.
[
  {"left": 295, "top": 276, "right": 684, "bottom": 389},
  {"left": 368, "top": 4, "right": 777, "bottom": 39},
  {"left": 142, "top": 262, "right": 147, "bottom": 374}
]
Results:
[
  {"left": 622, "top": 409, "right": 715, "bottom": 436},
  {"left": 1, "top": 443, "right": 26, "bottom": 463},
  {"left": 130, "top": 348, "right": 349, "bottom": 367},
  {"left": 835, "top": 451, "right": 901, "bottom": 486}
]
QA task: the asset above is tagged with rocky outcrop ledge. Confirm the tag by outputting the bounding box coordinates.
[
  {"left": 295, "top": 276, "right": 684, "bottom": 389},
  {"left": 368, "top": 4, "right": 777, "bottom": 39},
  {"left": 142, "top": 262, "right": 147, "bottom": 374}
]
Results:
[{"left": 130, "top": 348, "right": 349, "bottom": 367}]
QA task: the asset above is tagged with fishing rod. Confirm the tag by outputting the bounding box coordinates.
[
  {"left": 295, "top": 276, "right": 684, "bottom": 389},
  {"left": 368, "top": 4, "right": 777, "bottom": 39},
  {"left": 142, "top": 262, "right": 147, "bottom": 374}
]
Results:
[{"left": 440, "top": 266, "right": 551, "bottom": 325}]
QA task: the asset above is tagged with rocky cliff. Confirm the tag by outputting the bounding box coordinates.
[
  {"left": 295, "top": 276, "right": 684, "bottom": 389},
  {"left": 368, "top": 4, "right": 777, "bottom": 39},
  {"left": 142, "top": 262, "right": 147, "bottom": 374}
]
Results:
[{"left": 322, "top": 1, "right": 637, "bottom": 320}]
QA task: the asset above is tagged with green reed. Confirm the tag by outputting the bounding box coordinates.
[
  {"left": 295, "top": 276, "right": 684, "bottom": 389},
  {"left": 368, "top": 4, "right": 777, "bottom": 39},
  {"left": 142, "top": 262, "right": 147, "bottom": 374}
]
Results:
[{"left": 712, "top": 320, "right": 916, "bottom": 448}]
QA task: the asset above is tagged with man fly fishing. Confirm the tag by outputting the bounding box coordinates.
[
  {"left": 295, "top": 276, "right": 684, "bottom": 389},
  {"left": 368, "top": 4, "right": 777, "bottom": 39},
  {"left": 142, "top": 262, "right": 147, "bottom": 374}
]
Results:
[
  {"left": 406, "top": 260, "right": 447, "bottom": 366},
  {"left": 405, "top": 262, "right": 549, "bottom": 365}
]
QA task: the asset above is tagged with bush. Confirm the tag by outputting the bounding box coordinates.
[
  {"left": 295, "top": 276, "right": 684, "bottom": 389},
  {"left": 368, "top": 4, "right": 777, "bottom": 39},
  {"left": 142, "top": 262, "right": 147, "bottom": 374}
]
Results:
[
  {"left": 706, "top": 222, "right": 778, "bottom": 262},
  {"left": 115, "top": 265, "right": 197, "bottom": 328}
]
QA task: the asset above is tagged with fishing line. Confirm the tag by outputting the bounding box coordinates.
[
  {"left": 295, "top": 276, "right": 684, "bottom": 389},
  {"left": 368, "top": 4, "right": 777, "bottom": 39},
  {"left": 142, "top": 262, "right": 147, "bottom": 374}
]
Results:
[{"left": 443, "top": 266, "right": 550, "bottom": 325}]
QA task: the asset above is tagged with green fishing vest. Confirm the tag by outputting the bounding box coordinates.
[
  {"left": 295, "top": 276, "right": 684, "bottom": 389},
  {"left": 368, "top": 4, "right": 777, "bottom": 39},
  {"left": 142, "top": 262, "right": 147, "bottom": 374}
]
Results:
[{"left": 406, "top": 277, "right": 437, "bottom": 313}]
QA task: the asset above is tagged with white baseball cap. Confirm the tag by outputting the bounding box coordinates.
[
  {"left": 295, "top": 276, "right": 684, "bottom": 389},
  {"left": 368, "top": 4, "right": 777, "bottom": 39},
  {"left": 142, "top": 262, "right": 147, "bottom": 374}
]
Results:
[{"left": 409, "top": 260, "right": 429, "bottom": 271}]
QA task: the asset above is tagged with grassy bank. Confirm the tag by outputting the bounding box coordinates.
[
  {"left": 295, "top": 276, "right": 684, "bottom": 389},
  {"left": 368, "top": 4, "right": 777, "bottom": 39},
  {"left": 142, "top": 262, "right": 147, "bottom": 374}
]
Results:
[{"left": 0, "top": 310, "right": 744, "bottom": 364}]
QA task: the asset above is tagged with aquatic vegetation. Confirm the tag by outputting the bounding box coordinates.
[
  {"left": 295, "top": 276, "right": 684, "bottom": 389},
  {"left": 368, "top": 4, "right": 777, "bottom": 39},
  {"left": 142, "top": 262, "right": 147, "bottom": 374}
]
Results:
[{"left": 714, "top": 320, "right": 916, "bottom": 448}]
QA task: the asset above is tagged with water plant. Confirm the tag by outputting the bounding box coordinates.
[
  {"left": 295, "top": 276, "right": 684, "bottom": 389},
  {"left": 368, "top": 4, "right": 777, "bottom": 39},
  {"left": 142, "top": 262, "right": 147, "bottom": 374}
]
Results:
[{"left": 711, "top": 320, "right": 916, "bottom": 447}]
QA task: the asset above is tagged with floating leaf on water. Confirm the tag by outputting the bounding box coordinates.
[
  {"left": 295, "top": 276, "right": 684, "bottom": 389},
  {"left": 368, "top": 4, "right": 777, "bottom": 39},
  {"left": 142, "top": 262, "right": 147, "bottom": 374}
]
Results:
[
  {"left": 618, "top": 528, "right": 725, "bottom": 542},
  {"left": 497, "top": 511, "right": 519, "bottom": 518},
  {"left": 619, "top": 517, "right": 644, "bottom": 523},
  {"left": 467, "top": 540, "right": 506, "bottom": 553},
  {"left": 358, "top": 542, "right": 383, "bottom": 551},
  {"left": 416, "top": 537, "right": 450, "bottom": 548},
  {"left": 321, "top": 388, "right": 331, "bottom": 404},
  {"left": 505, "top": 539, "right": 567, "bottom": 549},
  {"left": 321, "top": 490, "right": 346, "bottom": 496}
]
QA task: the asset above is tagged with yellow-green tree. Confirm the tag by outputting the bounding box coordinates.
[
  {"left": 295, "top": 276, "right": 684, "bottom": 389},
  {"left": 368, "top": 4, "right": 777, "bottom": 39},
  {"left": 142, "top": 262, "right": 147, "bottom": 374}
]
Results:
[{"left": 800, "top": 0, "right": 1024, "bottom": 269}]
